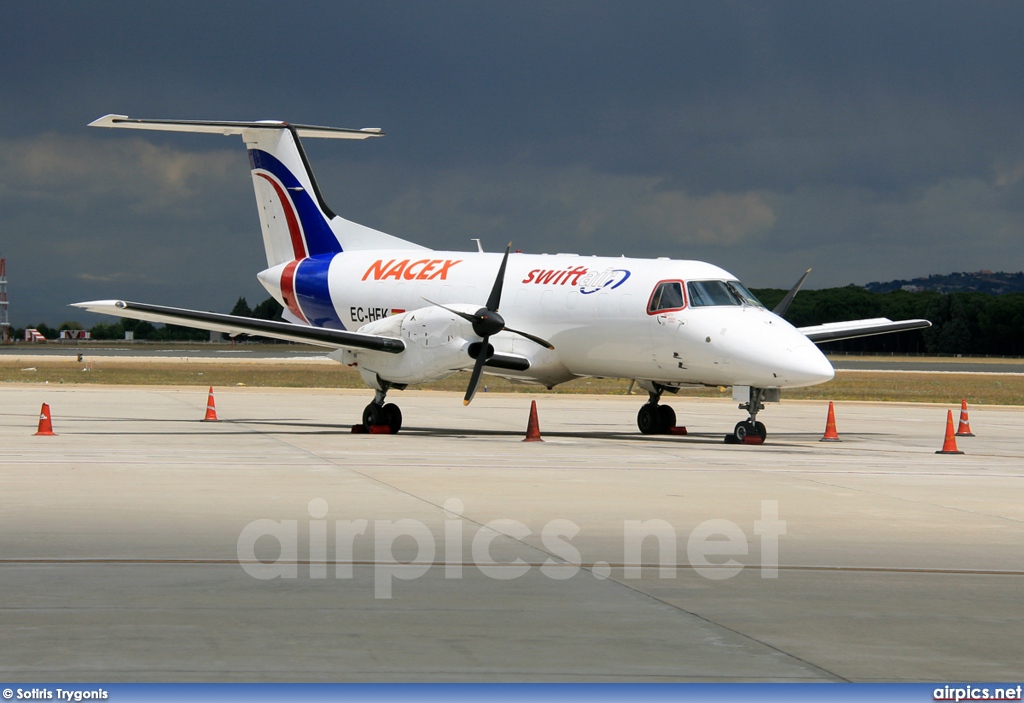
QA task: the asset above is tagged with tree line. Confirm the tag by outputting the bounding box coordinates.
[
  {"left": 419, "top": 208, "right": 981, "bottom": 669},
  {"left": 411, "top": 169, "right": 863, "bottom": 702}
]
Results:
[
  {"left": 16, "top": 296, "right": 284, "bottom": 343},
  {"left": 15, "top": 288, "right": 1024, "bottom": 356},
  {"left": 751, "top": 286, "right": 1024, "bottom": 356}
]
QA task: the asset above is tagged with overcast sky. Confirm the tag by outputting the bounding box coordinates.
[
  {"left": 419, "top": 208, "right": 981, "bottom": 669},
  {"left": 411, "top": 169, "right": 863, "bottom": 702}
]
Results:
[{"left": 3, "top": 1, "right": 1024, "bottom": 326}]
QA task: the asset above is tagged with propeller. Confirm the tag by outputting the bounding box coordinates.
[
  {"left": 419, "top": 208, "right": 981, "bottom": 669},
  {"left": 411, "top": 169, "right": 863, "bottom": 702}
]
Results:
[{"left": 424, "top": 243, "right": 553, "bottom": 405}]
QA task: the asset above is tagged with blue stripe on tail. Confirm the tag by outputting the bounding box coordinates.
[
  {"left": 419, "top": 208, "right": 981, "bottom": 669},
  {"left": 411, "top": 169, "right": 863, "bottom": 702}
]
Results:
[{"left": 248, "top": 149, "right": 343, "bottom": 257}]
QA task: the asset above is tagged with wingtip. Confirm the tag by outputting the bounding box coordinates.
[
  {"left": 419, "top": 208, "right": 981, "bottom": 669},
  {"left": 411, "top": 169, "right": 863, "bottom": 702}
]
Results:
[
  {"left": 88, "top": 114, "right": 129, "bottom": 128},
  {"left": 70, "top": 299, "right": 122, "bottom": 309}
]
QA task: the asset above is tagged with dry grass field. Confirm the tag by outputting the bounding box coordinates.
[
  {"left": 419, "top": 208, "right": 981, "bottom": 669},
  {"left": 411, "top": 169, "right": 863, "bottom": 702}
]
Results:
[{"left": 2, "top": 354, "right": 1022, "bottom": 405}]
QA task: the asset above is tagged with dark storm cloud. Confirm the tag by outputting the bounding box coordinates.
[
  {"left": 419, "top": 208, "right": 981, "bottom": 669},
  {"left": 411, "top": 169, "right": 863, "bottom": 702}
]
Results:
[{"left": 2, "top": 1, "right": 1024, "bottom": 324}]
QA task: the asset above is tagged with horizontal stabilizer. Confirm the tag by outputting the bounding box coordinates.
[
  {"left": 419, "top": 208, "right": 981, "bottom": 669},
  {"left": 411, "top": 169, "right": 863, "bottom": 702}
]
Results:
[
  {"left": 89, "top": 113, "right": 422, "bottom": 260},
  {"left": 799, "top": 317, "right": 931, "bottom": 344},
  {"left": 71, "top": 300, "right": 405, "bottom": 353},
  {"left": 89, "top": 114, "right": 384, "bottom": 139}
]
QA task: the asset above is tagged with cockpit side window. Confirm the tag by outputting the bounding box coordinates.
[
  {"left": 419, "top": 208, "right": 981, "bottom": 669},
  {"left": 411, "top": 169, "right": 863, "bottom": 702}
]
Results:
[
  {"left": 647, "top": 280, "right": 686, "bottom": 314},
  {"left": 687, "top": 280, "right": 764, "bottom": 308},
  {"left": 728, "top": 280, "right": 764, "bottom": 307}
]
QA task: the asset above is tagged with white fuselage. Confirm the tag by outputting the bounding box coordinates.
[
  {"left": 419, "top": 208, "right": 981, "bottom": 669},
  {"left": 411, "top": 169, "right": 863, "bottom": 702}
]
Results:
[{"left": 258, "top": 249, "right": 835, "bottom": 390}]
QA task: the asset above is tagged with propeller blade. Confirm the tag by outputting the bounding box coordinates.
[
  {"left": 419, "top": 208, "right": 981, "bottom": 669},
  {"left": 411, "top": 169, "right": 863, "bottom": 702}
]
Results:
[
  {"left": 463, "top": 340, "right": 489, "bottom": 405},
  {"left": 422, "top": 298, "right": 479, "bottom": 324},
  {"left": 504, "top": 326, "right": 554, "bottom": 350},
  {"left": 431, "top": 244, "right": 553, "bottom": 388},
  {"left": 485, "top": 242, "right": 513, "bottom": 312}
]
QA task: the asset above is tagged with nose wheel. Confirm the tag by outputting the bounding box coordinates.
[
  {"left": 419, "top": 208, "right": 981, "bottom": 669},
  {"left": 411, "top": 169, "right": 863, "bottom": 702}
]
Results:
[
  {"left": 732, "top": 420, "right": 767, "bottom": 443},
  {"left": 726, "top": 387, "right": 768, "bottom": 444}
]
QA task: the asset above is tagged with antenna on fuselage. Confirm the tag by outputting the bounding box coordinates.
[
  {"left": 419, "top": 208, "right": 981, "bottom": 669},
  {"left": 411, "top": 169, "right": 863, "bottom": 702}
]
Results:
[{"left": 471, "top": 238, "right": 484, "bottom": 253}]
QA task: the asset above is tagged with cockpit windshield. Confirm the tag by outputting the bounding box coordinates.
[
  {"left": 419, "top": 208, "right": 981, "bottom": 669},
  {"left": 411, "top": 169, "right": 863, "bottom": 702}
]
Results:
[{"left": 687, "top": 280, "right": 763, "bottom": 308}]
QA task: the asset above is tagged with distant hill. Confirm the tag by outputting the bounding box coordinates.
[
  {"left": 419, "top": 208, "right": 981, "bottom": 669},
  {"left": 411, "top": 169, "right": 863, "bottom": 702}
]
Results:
[{"left": 864, "top": 271, "right": 1024, "bottom": 295}]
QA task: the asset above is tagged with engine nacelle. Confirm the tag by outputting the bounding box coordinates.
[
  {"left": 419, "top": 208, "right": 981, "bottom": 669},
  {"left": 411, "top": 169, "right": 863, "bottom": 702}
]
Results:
[{"left": 333, "top": 305, "right": 479, "bottom": 386}]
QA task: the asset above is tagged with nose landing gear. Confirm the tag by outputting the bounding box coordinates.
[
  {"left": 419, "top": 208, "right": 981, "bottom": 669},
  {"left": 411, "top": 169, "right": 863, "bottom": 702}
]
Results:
[{"left": 727, "top": 387, "right": 768, "bottom": 444}]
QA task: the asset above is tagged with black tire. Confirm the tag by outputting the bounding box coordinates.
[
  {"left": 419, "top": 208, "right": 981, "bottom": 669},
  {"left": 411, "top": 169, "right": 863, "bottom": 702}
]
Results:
[
  {"left": 734, "top": 420, "right": 753, "bottom": 442},
  {"left": 637, "top": 404, "right": 661, "bottom": 435},
  {"left": 363, "top": 402, "right": 385, "bottom": 427},
  {"left": 754, "top": 421, "right": 767, "bottom": 440},
  {"left": 658, "top": 404, "right": 676, "bottom": 433},
  {"left": 383, "top": 403, "right": 403, "bottom": 434}
]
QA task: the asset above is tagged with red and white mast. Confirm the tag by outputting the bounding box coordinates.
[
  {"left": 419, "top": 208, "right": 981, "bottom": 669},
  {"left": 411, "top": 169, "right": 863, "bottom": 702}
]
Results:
[{"left": 0, "top": 256, "right": 9, "bottom": 343}]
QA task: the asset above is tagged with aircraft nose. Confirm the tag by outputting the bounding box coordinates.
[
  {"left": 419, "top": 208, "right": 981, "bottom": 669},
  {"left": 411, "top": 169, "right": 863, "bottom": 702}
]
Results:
[
  {"left": 722, "top": 316, "right": 835, "bottom": 387},
  {"left": 776, "top": 341, "right": 835, "bottom": 387}
]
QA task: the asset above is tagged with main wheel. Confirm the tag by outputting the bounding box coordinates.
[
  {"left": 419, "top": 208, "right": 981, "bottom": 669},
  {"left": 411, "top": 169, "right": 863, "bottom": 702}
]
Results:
[
  {"left": 637, "top": 404, "right": 662, "bottom": 435},
  {"left": 383, "top": 403, "right": 403, "bottom": 434},
  {"left": 658, "top": 404, "right": 676, "bottom": 432},
  {"left": 363, "top": 402, "right": 385, "bottom": 427}
]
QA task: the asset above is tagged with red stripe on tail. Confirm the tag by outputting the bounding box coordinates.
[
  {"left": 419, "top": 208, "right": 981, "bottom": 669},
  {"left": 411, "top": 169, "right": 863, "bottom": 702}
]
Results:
[{"left": 256, "top": 173, "right": 306, "bottom": 260}]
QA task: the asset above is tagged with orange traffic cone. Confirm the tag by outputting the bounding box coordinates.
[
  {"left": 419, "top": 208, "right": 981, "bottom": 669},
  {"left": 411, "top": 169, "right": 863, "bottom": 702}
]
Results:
[
  {"left": 955, "top": 399, "right": 975, "bottom": 437},
  {"left": 936, "top": 410, "right": 964, "bottom": 455},
  {"left": 820, "top": 401, "right": 841, "bottom": 442},
  {"left": 202, "top": 387, "right": 219, "bottom": 422},
  {"left": 523, "top": 400, "right": 543, "bottom": 442},
  {"left": 34, "top": 403, "right": 56, "bottom": 436}
]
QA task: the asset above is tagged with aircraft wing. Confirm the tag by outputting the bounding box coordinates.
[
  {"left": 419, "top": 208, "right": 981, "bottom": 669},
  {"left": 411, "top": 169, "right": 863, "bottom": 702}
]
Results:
[
  {"left": 71, "top": 300, "right": 405, "bottom": 353},
  {"left": 798, "top": 317, "right": 932, "bottom": 344}
]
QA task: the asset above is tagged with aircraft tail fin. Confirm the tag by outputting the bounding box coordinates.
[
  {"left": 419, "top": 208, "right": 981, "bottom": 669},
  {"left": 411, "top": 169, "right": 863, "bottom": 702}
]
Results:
[{"left": 89, "top": 115, "right": 427, "bottom": 267}]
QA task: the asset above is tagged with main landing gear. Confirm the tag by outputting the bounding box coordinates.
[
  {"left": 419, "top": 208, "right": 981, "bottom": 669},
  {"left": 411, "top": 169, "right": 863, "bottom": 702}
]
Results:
[
  {"left": 633, "top": 381, "right": 774, "bottom": 444},
  {"left": 361, "top": 382, "right": 403, "bottom": 434},
  {"left": 727, "top": 387, "right": 767, "bottom": 444},
  {"left": 636, "top": 386, "right": 678, "bottom": 435}
]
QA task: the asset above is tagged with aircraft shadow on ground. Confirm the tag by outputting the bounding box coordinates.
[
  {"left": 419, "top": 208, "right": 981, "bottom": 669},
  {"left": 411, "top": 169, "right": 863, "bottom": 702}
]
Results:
[{"left": 34, "top": 414, "right": 847, "bottom": 444}]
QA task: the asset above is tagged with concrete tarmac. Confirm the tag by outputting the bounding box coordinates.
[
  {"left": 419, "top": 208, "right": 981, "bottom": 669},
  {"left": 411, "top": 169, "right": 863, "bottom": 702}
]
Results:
[{"left": 1, "top": 385, "right": 1022, "bottom": 682}]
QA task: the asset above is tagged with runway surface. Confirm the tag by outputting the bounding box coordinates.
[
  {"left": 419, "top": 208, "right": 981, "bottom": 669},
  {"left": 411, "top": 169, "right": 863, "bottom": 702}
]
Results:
[{"left": 2, "top": 386, "right": 1022, "bottom": 682}]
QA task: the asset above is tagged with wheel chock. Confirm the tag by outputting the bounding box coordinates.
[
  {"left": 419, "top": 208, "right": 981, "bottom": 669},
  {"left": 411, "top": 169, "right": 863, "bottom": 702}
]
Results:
[
  {"left": 668, "top": 426, "right": 688, "bottom": 435},
  {"left": 724, "top": 433, "right": 765, "bottom": 445},
  {"left": 352, "top": 424, "right": 393, "bottom": 434}
]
